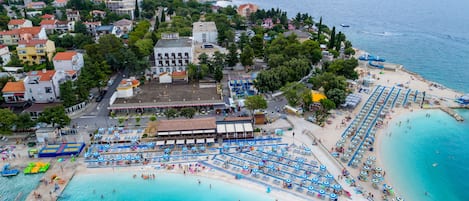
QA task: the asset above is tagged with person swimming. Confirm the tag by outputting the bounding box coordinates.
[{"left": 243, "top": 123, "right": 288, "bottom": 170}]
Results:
[{"left": 101, "top": 194, "right": 104, "bottom": 199}]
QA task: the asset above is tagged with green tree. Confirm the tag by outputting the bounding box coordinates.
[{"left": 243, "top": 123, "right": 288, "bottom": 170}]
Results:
[
  {"left": 226, "top": 43, "right": 238, "bottom": 67},
  {"left": 320, "top": 98, "right": 336, "bottom": 112},
  {"left": 344, "top": 47, "right": 356, "bottom": 56},
  {"left": 135, "top": 116, "right": 141, "bottom": 126},
  {"left": 15, "top": 113, "right": 36, "bottom": 131},
  {"left": 244, "top": 95, "right": 267, "bottom": 114},
  {"left": 37, "top": 106, "right": 71, "bottom": 128},
  {"left": 240, "top": 45, "right": 254, "bottom": 67},
  {"left": 164, "top": 108, "right": 178, "bottom": 119},
  {"left": 59, "top": 81, "right": 76, "bottom": 107},
  {"left": 250, "top": 35, "right": 264, "bottom": 57},
  {"left": 180, "top": 108, "right": 196, "bottom": 119},
  {"left": 149, "top": 115, "right": 157, "bottom": 121},
  {"left": 328, "top": 26, "right": 336, "bottom": 49},
  {"left": 134, "top": 39, "right": 154, "bottom": 56},
  {"left": 134, "top": 0, "right": 140, "bottom": 19},
  {"left": 198, "top": 53, "right": 209, "bottom": 65},
  {"left": 74, "top": 21, "right": 88, "bottom": 34},
  {"left": 214, "top": 66, "right": 223, "bottom": 82},
  {"left": 281, "top": 82, "right": 309, "bottom": 107},
  {"left": 0, "top": 109, "right": 17, "bottom": 133},
  {"left": 326, "top": 88, "right": 347, "bottom": 106},
  {"left": 317, "top": 17, "right": 322, "bottom": 40},
  {"left": 237, "top": 32, "right": 250, "bottom": 50}
]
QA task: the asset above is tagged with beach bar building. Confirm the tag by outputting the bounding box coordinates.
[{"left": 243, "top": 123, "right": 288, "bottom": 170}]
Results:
[
  {"left": 155, "top": 117, "right": 217, "bottom": 146},
  {"left": 216, "top": 119, "right": 254, "bottom": 140}
]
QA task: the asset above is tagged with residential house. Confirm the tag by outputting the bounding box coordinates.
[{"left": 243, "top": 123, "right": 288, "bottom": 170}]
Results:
[
  {"left": 40, "top": 20, "right": 56, "bottom": 34},
  {"left": 237, "top": 3, "right": 258, "bottom": 17},
  {"left": 105, "top": 0, "right": 136, "bottom": 20},
  {"left": 53, "top": 51, "right": 84, "bottom": 72},
  {"left": 83, "top": 21, "right": 101, "bottom": 35},
  {"left": 8, "top": 19, "right": 33, "bottom": 30},
  {"left": 192, "top": 21, "right": 218, "bottom": 44},
  {"left": 17, "top": 39, "right": 56, "bottom": 65},
  {"left": 27, "top": 1, "right": 47, "bottom": 9},
  {"left": 283, "top": 30, "right": 312, "bottom": 42},
  {"left": 95, "top": 25, "right": 117, "bottom": 39},
  {"left": 90, "top": 10, "right": 106, "bottom": 20},
  {"left": 41, "top": 14, "right": 55, "bottom": 20},
  {"left": 24, "top": 69, "right": 66, "bottom": 103},
  {"left": 0, "top": 45, "right": 11, "bottom": 65},
  {"left": 66, "top": 9, "right": 80, "bottom": 21},
  {"left": 113, "top": 19, "right": 133, "bottom": 37},
  {"left": 151, "top": 33, "right": 192, "bottom": 78},
  {"left": 1, "top": 81, "right": 29, "bottom": 104},
  {"left": 0, "top": 27, "right": 47, "bottom": 46},
  {"left": 53, "top": 0, "right": 68, "bottom": 7},
  {"left": 55, "top": 21, "right": 75, "bottom": 33}
]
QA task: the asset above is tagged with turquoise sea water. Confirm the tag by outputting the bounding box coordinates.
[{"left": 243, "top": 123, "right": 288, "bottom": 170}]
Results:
[
  {"left": 59, "top": 172, "right": 276, "bottom": 201},
  {"left": 380, "top": 109, "right": 469, "bottom": 201},
  {"left": 0, "top": 173, "right": 43, "bottom": 201},
  {"left": 233, "top": 0, "right": 469, "bottom": 93}
]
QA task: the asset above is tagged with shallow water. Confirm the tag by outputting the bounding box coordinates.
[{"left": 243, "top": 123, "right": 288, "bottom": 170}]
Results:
[
  {"left": 60, "top": 172, "right": 276, "bottom": 201},
  {"left": 381, "top": 109, "right": 469, "bottom": 201},
  {"left": 0, "top": 173, "right": 43, "bottom": 201}
]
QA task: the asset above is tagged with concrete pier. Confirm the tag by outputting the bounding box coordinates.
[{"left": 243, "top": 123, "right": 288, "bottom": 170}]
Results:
[{"left": 440, "top": 107, "right": 464, "bottom": 121}]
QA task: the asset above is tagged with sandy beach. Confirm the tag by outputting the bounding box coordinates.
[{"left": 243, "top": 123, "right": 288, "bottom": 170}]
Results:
[{"left": 3, "top": 49, "right": 464, "bottom": 201}]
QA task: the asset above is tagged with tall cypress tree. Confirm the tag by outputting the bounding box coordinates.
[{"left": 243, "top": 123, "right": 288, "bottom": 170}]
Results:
[
  {"left": 161, "top": 12, "right": 166, "bottom": 22},
  {"left": 317, "top": 17, "right": 322, "bottom": 41},
  {"left": 335, "top": 32, "right": 342, "bottom": 52},
  {"left": 134, "top": 0, "right": 140, "bottom": 19},
  {"left": 328, "top": 26, "right": 336, "bottom": 49}
]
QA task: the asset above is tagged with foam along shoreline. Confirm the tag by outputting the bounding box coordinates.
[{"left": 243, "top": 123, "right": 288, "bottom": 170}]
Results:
[{"left": 65, "top": 163, "right": 305, "bottom": 201}]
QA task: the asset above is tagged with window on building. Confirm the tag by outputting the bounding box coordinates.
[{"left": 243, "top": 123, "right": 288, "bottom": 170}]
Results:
[
  {"left": 160, "top": 68, "right": 164, "bottom": 72},
  {"left": 45, "top": 87, "right": 52, "bottom": 93},
  {"left": 166, "top": 68, "right": 170, "bottom": 72},
  {"left": 184, "top": 52, "right": 189, "bottom": 57}
]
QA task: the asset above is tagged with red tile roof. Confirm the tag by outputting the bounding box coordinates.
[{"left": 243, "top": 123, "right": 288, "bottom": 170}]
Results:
[
  {"left": 53, "top": 51, "right": 77, "bottom": 61},
  {"left": 40, "top": 20, "right": 56, "bottom": 25},
  {"left": 172, "top": 71, "right": 187, "bottom": 77},
  {"left": 28, "top": 70, "right": 56, "bottom": 81},
  {"left": 1, "top": 27, "right": 43, "bottom": 36},
  {"left": 18, "top": 39, "right": 48, "bottom": 47},
  {"left": 41, "top": 14, "right": 55, "bottom": 19},
  {"left": 66, "top": 70, "right": 76, "bottom": 76},
  {"left": 157, "top": 117, "right": 217, "bottom": 132},
  {"left": 8, "top": 19, "right": 27, "bottom": 26},
  {"left": 2, "top": 81, "right": 25, "bottom": 93}
]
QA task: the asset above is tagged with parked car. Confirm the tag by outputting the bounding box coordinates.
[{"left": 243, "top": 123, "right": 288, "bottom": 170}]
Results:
[{"left": 96, "top": 90, "right": 107, "bottom": 102}]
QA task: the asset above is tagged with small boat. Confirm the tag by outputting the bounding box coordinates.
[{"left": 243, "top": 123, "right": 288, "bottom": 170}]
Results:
[{"left": 340, "top": 24, "right": 350, "bottom": 27}]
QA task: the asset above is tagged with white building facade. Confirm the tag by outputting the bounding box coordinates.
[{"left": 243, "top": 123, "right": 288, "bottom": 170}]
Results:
[
  {"left": 0, "top": 45, "right": 11, "bottom": 65},
  {"left": 151, "top": 33, "right": 193, "bottom": 76},
  {"left": 24, "top": 70, "right": 66, "bottom": 103},
  {"left": 53, "top": 51, "right": 84, "bottom": 72},
  {"left": 192, "top": 21, "right": 218, "bottom": 44}
]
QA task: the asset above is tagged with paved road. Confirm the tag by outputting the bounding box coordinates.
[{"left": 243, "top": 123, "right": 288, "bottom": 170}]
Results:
[{"left": 71, "top": 70, "right": 128, "bottom": 131}]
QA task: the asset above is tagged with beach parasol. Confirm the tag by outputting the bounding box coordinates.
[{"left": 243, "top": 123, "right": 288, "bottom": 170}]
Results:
[
  {"left": 308, "top": 186, "right": 314, "bottom": 191},
  {"left": 319, "top": 189, "right": 325, "bottom": 195},
  {"left": 333, "top": 184, "right": 342, "bottom": 190},
  {"left": 285, "top": 179, "right": 291, "bottom": 183},
  {"left": 258, "top": 161, "right": 264, "bottom": 166},
  {"left": 312, "top": 177, "right": 319, "bottom": 184},
  {"left": 330, "top": 193, "right": 337, "bottom": 199},
  {"left": 323, "top": 181, "right": 330, "bottom": 187}
]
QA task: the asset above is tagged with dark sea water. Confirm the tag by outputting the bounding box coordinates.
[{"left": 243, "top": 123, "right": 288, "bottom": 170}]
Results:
[{"left": 233, "top": 0, "right": 469, "bottom": 93}]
